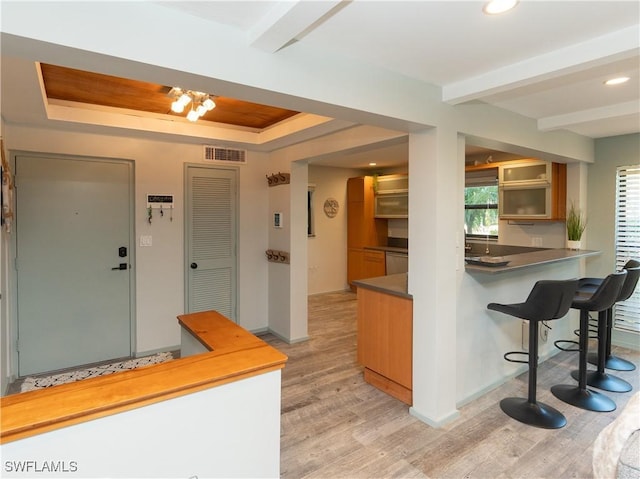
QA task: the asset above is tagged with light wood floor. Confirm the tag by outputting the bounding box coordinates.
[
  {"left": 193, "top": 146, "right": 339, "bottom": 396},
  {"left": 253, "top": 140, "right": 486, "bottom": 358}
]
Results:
[{"left": 259, "top": 291, "right": 640, "bottom": 479}]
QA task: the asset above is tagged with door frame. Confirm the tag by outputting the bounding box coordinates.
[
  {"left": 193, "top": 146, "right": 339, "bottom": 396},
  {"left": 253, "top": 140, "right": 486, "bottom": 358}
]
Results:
[
  {"left": 183, "top": 163, "right": 239, "bottom": 320},
  {"left": 8, "top": 151, "right": 137, "bottom": 380}
]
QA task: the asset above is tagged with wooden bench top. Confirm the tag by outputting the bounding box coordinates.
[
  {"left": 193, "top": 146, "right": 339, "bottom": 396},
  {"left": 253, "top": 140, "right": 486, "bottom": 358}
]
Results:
[{"left": 1, "top": 311, "right": 287, "bottom": 444}]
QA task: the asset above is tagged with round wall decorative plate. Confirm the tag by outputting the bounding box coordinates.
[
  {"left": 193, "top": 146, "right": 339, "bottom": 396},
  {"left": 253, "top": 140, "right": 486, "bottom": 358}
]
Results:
[{"left": 323, "top": 198, "right": 339, "bottom": 218}]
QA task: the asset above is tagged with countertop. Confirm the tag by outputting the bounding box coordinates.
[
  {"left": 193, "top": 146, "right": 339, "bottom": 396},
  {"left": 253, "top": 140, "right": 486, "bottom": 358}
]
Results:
[
  {"left": 464, "top": 248, "right": 600, "bottom": 274},
  {"left": 364, "top": 246, "right": 409, "bottom": 254},
  {"left": 352, "top": 273, "right": 411, "bottom": 299}
]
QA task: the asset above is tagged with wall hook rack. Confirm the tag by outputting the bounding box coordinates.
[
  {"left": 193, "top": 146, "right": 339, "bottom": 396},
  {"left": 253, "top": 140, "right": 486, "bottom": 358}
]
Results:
[
  {"left": 266, "top": 172, "right": 290, "bottom": 187},
  {"left": 146, "top": 194, "right": 175, "bottom": 224},
  {"left": 265, "top": 249, "right": 290, "bottom": 264}
]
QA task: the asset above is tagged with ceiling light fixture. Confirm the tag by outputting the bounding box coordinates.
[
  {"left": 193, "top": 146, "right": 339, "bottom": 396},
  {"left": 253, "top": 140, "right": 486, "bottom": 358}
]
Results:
[
  {"left": 168, "top": 87, "right": 216, "bottom": 122},
  {"left": 483, "top": 0, "right": 518, "bottom": 15},
  {"left": 604, "top": 77, "right": 630, "bottom": 86}
]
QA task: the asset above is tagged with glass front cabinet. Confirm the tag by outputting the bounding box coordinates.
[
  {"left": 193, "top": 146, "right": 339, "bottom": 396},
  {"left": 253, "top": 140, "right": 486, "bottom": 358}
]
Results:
[{"left": 498, "top": 161, "right": 566, "bottom": 220}]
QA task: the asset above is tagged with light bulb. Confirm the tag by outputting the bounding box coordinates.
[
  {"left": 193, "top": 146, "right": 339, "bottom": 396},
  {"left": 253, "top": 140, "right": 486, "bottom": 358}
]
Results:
[
  {"left": 178, "top": 93, "right": 192, "bottom": 106},
  {"left": 196, "top": 104, "right": 207, "bottom": 116},
  {"left": 171, "top": 100, "right": 184, "bottom": 113},
  {"left": 186, "top": 109, "right": 199, "bottom": 122},
  {"left": 203, "top": 98, "right": 216, "bottom": 110}
]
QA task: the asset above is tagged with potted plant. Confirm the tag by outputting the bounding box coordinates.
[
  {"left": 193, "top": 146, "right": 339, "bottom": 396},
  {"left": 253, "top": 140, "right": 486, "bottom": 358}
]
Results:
[{"left": 566, "top": 201, "right": 587, "bottom": 250}]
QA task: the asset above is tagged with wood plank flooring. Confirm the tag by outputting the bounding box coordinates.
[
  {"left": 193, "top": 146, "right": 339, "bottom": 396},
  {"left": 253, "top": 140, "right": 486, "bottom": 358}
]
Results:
[{"left": 259, "top": 291, "right": 640, "bottom": 479}]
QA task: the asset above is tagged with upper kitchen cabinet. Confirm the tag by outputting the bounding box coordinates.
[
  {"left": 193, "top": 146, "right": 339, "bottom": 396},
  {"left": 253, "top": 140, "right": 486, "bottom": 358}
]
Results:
[
  {"left": 374, "top": 174, "right": 409, "bottom": 218},
  {"left": 466, "top": 159, "right": 566, "bottom": 221},
  {"left": 499, "top": 161, "right": 566, "bottom": 220}
]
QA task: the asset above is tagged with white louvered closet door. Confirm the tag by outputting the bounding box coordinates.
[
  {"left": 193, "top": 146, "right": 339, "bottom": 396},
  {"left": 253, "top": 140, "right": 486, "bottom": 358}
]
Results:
[{"left": 186, "top": 166, "right": 237, "bottom": 320}]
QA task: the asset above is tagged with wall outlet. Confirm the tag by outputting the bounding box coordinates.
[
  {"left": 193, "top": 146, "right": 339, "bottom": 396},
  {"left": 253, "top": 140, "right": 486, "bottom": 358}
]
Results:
[{"left": 540, "top": 322, "right": 549, "bottom": 342}]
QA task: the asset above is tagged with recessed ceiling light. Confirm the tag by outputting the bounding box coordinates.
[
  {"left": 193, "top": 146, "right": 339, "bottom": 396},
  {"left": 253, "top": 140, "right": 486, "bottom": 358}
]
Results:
[
  {"left": 369, "top": 162, "right": 377, "bottom": 166},
  {"left": 483, "top": 0, "right": 518, "bottom": 15},
  {"left": 604, "top": 77, "right": 630, "bottom": 86}
]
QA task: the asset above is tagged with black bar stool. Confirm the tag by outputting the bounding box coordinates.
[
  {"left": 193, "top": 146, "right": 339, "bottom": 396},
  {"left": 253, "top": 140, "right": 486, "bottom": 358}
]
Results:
[
  {"left": 488, "top": 279, "right": 579, "bottom": 429},
  {"left": 577, "top": 260, "right": 639, "bottom": 374},
  {"left": 551, "top": 271, "right": 627, "bottom": 412}
]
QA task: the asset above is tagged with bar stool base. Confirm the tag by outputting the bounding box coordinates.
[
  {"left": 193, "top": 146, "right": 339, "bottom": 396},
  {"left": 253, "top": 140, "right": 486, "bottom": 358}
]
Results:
[
  {"left": 500, "top": 398, "right": 567, "bottom": 429},
  {"left": 570, "top": 370, "right": 632, "bottom": 393},
  {"left": 587, "top": 352, "right": 636, "bottom": 372},
  {"left": 551, "top": 385, "right": 616, "bottom": 412}
]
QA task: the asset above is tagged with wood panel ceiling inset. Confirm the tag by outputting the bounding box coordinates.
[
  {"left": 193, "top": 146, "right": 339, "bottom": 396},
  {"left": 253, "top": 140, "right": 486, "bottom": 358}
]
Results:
[{"left": 40, "top": 64, "right": 300, "bottom": 130}]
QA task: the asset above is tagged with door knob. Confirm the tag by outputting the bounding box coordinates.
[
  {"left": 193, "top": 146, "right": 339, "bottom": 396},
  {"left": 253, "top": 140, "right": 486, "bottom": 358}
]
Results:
[
  {"left": 111, "top": 263, "right": 128, "bottom": 270},
  {"left": 190, "top": 263, "right": 198, "bottom": 269}
]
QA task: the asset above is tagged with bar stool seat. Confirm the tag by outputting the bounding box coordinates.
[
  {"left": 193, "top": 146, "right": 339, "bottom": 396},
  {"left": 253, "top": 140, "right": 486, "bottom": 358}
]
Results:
[
  {"left": 551, "top": 271, "right": 627, "bottom": 412},
  {"left": 488, "top": 279, "right": 579, "bottom": 429}
]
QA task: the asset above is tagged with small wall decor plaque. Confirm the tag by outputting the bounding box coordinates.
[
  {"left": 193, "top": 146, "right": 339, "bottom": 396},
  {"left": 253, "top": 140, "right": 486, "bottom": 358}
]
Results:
[{"left": 323, "top": 198, "right": 339, "bottom": 218}]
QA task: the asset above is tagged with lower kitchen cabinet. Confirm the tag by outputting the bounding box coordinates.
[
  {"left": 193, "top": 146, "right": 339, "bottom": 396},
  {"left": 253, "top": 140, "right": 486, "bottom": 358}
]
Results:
[
  {"left": 356, "top": 286, "right": 412, "bottom": 405},
  {"left": 363, "top": 250, "right": 386, "bottom": 278}
]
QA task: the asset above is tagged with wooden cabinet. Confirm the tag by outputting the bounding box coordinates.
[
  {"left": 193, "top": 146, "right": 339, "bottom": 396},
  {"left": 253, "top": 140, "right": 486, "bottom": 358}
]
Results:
[
  {"left": 499, "top": 161, "right": 566, "bottom": 220},
  {"left": 357, "top": 287, "right": 412, "bottom": 404},
  {"left": 347, "top": 177, "right": 387, "bottom": 288},
  {"left": 363, "top": 250, "right": 386, "bottom": 278},
  {"left": 466, "top": 159, "right": 566, "bottom": 221}
]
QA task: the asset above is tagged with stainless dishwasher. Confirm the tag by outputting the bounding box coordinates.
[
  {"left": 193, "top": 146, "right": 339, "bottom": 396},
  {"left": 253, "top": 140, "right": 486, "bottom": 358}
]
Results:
[{"left": 385, "top": 251, "right": 408, "bottom": 275}]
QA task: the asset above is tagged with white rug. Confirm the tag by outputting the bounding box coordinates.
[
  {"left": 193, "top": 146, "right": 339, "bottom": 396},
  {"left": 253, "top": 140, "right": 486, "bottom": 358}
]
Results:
[{"left": 20, "top": 352, "right": 174, "bottom": 392}]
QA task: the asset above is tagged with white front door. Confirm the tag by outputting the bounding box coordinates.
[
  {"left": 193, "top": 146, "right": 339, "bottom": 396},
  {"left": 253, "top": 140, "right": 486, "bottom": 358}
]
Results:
[
  {"left": 16, "top": 155, "right": 133, "bottom": 376},
  {"left": 185, "top": 165, "right": 237, "bottom": 320}
]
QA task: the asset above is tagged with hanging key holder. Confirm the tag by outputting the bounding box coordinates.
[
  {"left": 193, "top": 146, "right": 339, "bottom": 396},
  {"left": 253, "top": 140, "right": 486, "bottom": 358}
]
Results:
[{"left": 146, "top": 194, "right": 174, "bottom": 224}]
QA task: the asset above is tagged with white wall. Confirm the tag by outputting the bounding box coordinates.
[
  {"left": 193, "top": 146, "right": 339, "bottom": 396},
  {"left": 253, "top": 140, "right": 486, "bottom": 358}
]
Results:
[
  {"left": 4, "top": 125, "right": 269, "bottom": 358},
  {"left": 307, "top": 165, "right": 365, "bottom": 295},
  {"left": 1, "top": 371, "right": 282, "bottom": 478}
]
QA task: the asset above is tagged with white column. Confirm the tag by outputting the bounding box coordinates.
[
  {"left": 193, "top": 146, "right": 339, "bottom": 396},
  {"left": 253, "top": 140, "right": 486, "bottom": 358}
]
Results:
[
  {"left": 408, "top": 128, "right": 461, "bottom": 426},
  {"left": 289, "top": 160, "right": 309, "bottom": 342}
]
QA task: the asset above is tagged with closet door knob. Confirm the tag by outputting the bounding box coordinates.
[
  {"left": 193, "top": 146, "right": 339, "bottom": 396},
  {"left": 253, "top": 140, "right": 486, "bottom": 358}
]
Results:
[{"left": 190, "top": 263, "right": 198, "bottom": 269}]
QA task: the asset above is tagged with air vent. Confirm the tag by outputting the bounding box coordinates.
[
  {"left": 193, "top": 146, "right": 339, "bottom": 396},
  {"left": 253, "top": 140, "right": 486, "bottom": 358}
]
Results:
[{"left": 203, "top": 146, "right": 247, "bottom": 164}]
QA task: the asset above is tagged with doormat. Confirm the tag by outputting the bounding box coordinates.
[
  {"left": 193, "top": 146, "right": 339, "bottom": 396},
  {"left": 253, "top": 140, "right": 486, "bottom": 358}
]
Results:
[{"left": 20, "top": 352, "right": 174, "bottom": 392}]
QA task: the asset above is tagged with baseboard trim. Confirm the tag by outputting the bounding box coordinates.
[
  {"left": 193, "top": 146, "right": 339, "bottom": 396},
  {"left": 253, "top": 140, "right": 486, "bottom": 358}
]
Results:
[
  {"left": 267, "top": 329, "right": 309, "bottom": 344},
  {"left": 409, "top": 406, "right": 460, "bottom": 428}
]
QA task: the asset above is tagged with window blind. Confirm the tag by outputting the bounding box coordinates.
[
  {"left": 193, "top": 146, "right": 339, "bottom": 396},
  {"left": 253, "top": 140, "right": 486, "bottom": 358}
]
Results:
[{"left": 614, "top": 165, "right": 640, "bottom": 333}]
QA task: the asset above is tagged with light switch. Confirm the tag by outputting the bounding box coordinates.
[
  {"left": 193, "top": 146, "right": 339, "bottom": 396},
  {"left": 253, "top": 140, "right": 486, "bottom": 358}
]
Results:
[{"left": 140, "top": 235, "right": 153, "bottom": 247}]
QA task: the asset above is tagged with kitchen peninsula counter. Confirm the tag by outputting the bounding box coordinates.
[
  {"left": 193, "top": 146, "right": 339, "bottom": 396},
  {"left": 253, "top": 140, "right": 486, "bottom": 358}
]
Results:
[{"left": 465, "top": 248, "right": 600, "bottom": 274}]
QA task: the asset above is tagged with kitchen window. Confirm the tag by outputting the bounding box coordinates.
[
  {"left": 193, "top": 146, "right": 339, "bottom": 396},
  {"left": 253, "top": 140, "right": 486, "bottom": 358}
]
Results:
[{"left": 465, "top": 170, "right": 498, "bottom": 238}]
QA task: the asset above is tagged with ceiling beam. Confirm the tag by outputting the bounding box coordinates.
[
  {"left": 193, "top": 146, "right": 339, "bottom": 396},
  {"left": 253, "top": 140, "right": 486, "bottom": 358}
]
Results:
[
  {"left": 248, "top": 0, "right": 346, "bottom": 53},
  {"left": 442, "top": 25, "right": 640, "bottom": 105},
  {"left": 538, "top": 100, "right": 640, "bottom": 132}
]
